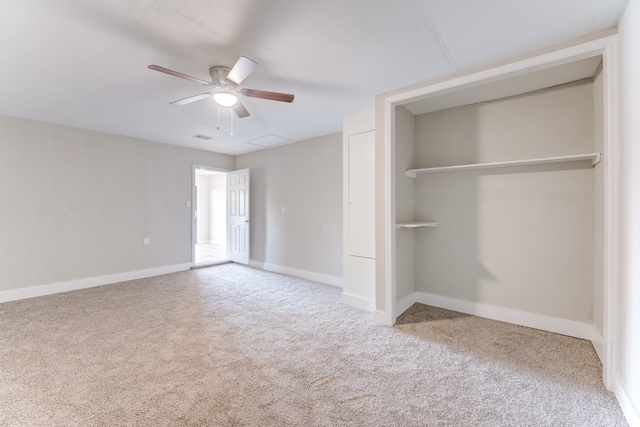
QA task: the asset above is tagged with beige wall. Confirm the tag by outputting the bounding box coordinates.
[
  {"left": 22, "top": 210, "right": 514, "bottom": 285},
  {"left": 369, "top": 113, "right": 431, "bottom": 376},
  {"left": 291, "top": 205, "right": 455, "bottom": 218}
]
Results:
[
  {"left": 0, "top": 115, "right": 234, "bottom": 292},
  {"left": 411, "top": 80, "right": 596, "bottom": 322},
  {"left": 235, "top": 134, "right": 343, "bottom": 278}
]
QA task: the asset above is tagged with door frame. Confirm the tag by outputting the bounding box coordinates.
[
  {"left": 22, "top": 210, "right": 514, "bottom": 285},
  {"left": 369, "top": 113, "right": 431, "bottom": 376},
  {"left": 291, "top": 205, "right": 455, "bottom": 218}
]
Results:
[{"left": 191, "top": 164, "right": 232, "bottom": 265}]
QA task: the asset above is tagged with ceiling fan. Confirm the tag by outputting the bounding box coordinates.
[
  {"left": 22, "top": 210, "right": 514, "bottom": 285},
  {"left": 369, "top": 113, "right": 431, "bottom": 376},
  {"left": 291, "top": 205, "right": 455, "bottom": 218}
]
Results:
[{"left": 148, "top": 56, "right": 294, "bottom": 118}]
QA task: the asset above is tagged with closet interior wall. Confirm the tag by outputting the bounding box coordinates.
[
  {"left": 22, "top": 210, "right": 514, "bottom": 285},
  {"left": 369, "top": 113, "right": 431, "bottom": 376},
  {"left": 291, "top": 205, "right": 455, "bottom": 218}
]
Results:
[{"left": 395, "top": 70, "right": 605, "bottom": 339}]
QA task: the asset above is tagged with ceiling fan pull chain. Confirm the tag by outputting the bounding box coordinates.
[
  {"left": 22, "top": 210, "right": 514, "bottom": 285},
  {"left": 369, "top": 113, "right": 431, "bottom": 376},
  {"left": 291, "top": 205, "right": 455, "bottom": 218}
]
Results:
[
  {"left": 230, "top": 108, "right": 234, "bottom": 136},
  {"left": 216, "top": 105, "right": 221, "bottom": 130}
]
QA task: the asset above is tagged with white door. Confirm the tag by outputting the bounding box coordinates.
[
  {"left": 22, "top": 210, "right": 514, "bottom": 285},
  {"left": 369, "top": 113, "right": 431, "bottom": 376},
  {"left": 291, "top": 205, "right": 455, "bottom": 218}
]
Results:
[{"left": 227, "top": 169, "right": 250, "bottom": 264}]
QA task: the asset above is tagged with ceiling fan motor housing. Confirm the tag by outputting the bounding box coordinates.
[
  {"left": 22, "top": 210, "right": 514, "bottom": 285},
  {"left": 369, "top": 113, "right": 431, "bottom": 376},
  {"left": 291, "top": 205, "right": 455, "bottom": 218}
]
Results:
[{"left": 209, "top": 66, "right": 236, "bottom": 90}]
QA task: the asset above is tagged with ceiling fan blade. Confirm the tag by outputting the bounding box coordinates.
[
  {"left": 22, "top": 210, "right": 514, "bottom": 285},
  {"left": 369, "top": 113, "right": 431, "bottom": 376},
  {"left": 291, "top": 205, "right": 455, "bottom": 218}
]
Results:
[
  {"left": 241, "top": 88, "right": 294, "bottom": 103},
  {"left": 226, "top": 56, "right": 258, "bottom": 85},
  {"left": 233, "top": 100, "right": 250, "bottom": 118},
  {"left": 148, "top": 65, "right": 212, "bottom": 86},
  {"left": 170, "top": 92, "right": 212, "bottom": 106}
]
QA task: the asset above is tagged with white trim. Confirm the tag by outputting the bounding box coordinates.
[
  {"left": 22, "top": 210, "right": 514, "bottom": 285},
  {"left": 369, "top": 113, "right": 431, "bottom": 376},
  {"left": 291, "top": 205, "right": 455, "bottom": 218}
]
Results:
[
  {"left": 374, "top": 310, "right": 393, "bottom": 326},
  {"left": 0, "top": 263, "right": 192, "bottom": 304},
  {"left": 592, "top": 329, "right": 605, "bottom": 364},
  {"left": 248, "top": 260, "right": 343, "bottom": 288},
  {"left": 192, "top": 167, "right": 196, "bottom": 265},
  {"left": 396, "top": 292, "right": 416, "bottom": 317},
  {"left": 341, "top": 292, "right": 375, "bottom": 312},
  {"left": 615, "top": 380, "right": 640, "bottom": 427},
  {"left": 601, "top": 37, "right": 620, "bottom": 391},
  {"left": 386, "top": 35, "right": 618, "bottom": 106},
  {"left": 342, "top": 113, "right": 351, "bottom": 302},
  {"left": 383, "top": 99, "right": 396, "bottom": 324},
  {"left": 407, "top": 291, "right": 595, "bottom": 340}
]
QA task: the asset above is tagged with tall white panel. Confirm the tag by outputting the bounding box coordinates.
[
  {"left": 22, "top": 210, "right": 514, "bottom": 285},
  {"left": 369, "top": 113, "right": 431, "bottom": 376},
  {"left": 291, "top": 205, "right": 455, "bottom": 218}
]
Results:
[
  {"left": 348, "top": 131, "right": 376, "bottom": 258},
  {"left": 343, "top": 108, "right": 376, "bottom": 312}
]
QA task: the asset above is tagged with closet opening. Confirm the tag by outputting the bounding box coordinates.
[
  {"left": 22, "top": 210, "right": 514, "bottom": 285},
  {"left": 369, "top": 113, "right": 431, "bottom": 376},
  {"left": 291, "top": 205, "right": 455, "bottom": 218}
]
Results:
[{"left": 378, "top": 36, "right": 619, "bottom": 389}]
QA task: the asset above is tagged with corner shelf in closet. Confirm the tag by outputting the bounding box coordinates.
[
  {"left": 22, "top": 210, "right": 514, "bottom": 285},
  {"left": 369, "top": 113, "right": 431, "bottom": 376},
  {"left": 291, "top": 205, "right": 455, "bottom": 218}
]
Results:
[
  {"left": 405, "top": 152, "right": 601, "bottom": 178},
  {"left": 396, "top": 221, "right": 437, "bottom": 229}
]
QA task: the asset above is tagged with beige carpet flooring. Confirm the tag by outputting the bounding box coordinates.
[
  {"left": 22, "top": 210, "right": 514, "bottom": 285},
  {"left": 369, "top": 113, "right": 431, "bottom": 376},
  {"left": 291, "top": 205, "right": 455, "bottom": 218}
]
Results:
[{"left": 0, "top": 264, "right": 628, "bottom": 426}]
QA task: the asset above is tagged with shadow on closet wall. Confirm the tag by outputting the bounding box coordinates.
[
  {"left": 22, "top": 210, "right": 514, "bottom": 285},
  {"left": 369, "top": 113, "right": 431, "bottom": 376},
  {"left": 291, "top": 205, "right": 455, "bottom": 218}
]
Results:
[
  {"left": 413, "top": 105, "right": 484, "bottom": 305},
  {"left": 407, "top": 80, "right": 596, "bottom": 323},
  {"left": 394, "top": 104, "right": 486, "bottom": 307}
]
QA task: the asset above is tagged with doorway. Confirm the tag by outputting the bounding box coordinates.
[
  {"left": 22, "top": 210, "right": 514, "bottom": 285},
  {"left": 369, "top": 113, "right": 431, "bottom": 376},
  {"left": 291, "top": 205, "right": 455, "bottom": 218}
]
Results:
[{"left": 194, "top": 168, "right": 228, "bottom": 266}]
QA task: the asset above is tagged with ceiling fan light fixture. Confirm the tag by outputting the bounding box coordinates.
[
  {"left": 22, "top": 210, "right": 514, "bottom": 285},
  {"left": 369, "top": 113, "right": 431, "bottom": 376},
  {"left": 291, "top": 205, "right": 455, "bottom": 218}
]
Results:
[{"left": 213, "top": 92, "right": 238, "bottom": 107}]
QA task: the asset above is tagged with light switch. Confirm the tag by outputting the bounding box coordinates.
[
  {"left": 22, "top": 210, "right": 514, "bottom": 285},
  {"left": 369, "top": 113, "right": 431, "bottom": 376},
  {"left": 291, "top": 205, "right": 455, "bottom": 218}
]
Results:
[
  {"left": 144, "top": 237, "right": 150, "bottom": 245},
  {"left": 187, "top": 201, "right": 192, "bottom": 208},
  {"left": 282, "top": 207, "right": 286, "bottom": 214}
]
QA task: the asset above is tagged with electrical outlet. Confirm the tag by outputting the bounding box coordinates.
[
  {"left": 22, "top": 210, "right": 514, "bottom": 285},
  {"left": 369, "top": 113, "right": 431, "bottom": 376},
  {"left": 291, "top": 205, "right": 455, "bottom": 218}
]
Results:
[{"left": 315, "top": 225, "right": 322, "bottom": 234}]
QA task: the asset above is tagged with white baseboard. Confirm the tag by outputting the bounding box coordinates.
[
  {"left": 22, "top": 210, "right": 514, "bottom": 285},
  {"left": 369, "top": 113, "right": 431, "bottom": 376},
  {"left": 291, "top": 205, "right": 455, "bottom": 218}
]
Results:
[
  {"left": 396, "top": 293, "right": 416, "bottom": 317},
  {"left": 615, "top": 379, "right": 640, "bottom": 427},
  {"left": 0, "top": 263, "right": 192, "bottom": 304},
  {"left": 248, "top": 260, "right": 343, "bottom": 288},
  {"left": 402, "top": 291, "right": 595, "bottom": 341},
  {"left": 341, "top": 292, "right": 374, "bottom": 312},
  {"left": 592, "top": 330, "right": 604, "bottom": 364},
  {"left": 374, "top": 310, "right": 394, "bottom": 326}
]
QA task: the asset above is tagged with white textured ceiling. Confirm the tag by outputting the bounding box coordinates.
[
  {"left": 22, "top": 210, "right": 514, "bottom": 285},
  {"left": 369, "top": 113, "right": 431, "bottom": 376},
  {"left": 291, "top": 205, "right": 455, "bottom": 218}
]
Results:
[{"left": 0, "top": 0, "right": 628, "bottom": 156}]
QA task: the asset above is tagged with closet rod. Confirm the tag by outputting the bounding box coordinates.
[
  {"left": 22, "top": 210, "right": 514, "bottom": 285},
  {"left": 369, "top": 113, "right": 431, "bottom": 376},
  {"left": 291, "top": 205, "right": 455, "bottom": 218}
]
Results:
[{"left": 406, "top": 152, "right": 601, "bottom": 178}]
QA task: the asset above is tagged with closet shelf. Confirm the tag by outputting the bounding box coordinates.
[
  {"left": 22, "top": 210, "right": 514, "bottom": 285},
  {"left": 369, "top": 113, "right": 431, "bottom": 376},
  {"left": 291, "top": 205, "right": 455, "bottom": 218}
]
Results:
[
  {"left": 396, "top": 221, "right": 438, "bottom": 229},
  {"left": 405, "top": 152, "right": 601, "bottom": 178}
]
